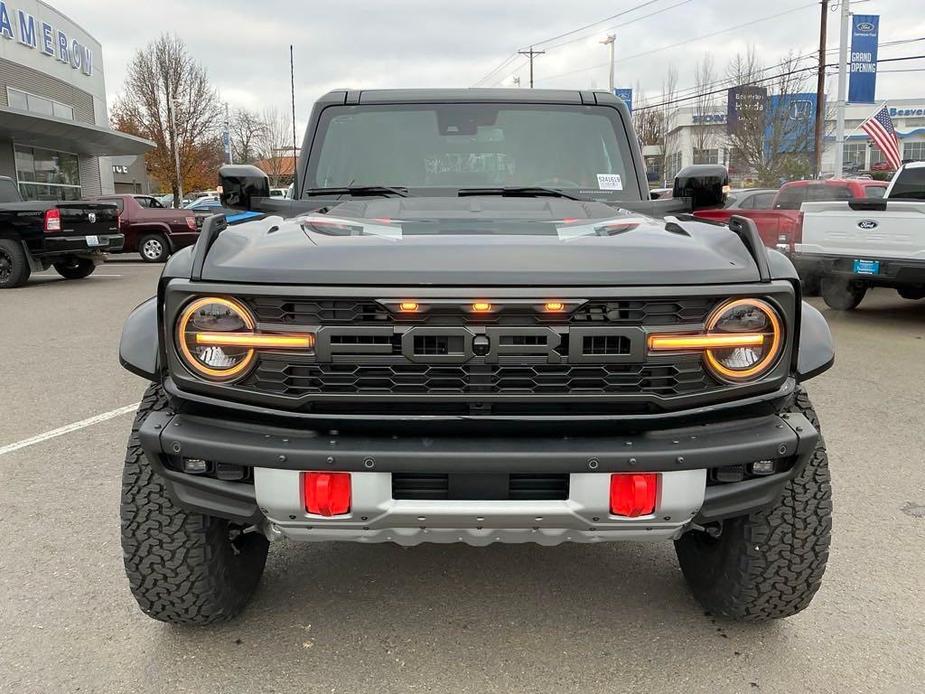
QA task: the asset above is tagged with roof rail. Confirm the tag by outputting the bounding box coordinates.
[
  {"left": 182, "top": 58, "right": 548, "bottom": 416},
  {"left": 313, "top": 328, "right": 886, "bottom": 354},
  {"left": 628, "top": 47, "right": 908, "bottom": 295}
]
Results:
[
  {"left": 189, "top": 213, "right": 228, "bottom": 281},
  {"left": 728, "top": 215, "right": 771, "bottom": 282}
]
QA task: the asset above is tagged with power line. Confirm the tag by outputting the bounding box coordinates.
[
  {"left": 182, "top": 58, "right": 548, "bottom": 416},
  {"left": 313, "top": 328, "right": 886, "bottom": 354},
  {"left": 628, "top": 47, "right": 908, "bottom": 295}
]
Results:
[
  {"left": 632, "top": 54, "right": 925, "bottom": 112},
  {"left": 518, "top": 46, "right": 546, "bottom": 88},
  {"left": 538, "top": 2, "right": 818, "bottom": 83},
  {"left": 473, "top": 0, "right": 690, "bottom": 87}
]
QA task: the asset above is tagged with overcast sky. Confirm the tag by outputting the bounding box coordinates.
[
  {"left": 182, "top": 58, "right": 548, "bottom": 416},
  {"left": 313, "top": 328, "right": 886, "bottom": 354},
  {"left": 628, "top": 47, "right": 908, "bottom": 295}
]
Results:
[{"left": 57, "top": 0, "right": 925, "bottom": 129}]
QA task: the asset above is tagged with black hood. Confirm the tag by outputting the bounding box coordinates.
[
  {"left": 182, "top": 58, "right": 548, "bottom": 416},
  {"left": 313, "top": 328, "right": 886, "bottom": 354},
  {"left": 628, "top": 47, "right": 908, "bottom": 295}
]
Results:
[{"left": 201, "top": 197, "right": 761, "bottom": 286}]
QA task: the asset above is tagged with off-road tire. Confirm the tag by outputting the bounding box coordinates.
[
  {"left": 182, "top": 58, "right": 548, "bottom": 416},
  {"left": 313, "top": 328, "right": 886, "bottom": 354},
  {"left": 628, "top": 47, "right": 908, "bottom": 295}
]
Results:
[
  {"left": 675, "top": 388, "right": 832, "bottom": 621},
  {"left": 138, "top": 233, "right": 170, "bottom": 263},
  {"left": 0, "top": 239, "right": 31, "bottom": 288},
  {"left": 821, "top": 276, "right": 866, "bottom": 310},
  {"left": 53, "top": 257, "right": 96, "bottom": 280},
  {"left": 120, "top": 383, "right": 269, "bottom": 625}
]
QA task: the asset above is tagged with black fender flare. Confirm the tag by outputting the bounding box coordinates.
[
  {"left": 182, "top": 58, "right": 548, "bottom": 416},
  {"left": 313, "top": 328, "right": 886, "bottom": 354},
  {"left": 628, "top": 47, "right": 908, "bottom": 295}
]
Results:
[
  {"left": 796, "top": 300, "right": 834, "bottom": 382},
  {"left": 120, "top": 296, "right": 159, "bottom": 380}
]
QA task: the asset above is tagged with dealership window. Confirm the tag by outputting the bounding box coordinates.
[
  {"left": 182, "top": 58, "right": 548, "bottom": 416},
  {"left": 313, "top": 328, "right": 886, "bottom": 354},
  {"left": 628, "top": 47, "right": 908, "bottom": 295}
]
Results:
[
  {"left": 903, "top": 142, "right": 925, "bottom": 161},
  {"left": 6, "top": 87, "right": 75, "bottom": 121},
  {"left": 693, "top": 148, "right": 719, "bottom": 165},
  {"left": 14, "top": 145, "right": 82, "bottom": 201},
  {"left": 842, "top": 143, "right": 866, "bottom": 170}
]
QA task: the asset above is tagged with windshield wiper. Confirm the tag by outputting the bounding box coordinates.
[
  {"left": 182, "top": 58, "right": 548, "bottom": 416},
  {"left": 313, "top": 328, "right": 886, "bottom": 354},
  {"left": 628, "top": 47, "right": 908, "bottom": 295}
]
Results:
[
  {"left": 305, "top": 186, "right": 410, "bottom": 198},
  {"left": 457, "top": 186, "right": 588, "bottom": 201}
]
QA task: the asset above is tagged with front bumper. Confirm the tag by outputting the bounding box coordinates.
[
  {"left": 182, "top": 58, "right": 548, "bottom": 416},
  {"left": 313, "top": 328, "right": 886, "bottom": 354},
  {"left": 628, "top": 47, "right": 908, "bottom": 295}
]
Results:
[{"left": 139, "top": 407, "right": 819, "bottom": 545}]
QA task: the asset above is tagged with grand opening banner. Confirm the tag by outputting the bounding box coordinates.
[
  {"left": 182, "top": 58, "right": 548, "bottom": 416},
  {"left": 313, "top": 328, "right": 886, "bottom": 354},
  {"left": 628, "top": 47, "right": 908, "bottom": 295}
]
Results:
[{"left": 849, "top": 14, "right": 879, "bottom": 104}]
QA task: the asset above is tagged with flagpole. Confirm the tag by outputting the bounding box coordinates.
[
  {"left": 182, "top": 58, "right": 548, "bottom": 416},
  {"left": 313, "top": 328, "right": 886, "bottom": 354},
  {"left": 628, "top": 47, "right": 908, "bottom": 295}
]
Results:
[{"left": 834, "top": 0, "right": 850, "bottom": 178}]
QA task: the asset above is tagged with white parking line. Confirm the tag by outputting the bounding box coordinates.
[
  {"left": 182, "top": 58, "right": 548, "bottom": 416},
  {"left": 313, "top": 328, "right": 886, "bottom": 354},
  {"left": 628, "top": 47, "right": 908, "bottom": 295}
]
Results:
[{"left": 0, "top": 403, "right": 140, "bottom": 457}]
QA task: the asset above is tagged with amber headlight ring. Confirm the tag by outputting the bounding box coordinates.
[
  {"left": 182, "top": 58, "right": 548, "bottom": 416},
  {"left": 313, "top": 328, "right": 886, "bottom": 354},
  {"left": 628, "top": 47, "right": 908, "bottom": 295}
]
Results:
[
  {"left": 703, "top": 298, "right": 784, "bottom": 383},
  {"left": 176, "top": 296, "right": 258, "bottom": 381}
]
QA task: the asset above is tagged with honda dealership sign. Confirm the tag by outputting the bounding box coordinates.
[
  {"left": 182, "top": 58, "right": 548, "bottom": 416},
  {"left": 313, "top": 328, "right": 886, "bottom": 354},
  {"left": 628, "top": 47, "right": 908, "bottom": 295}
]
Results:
[
  {"left": 848, "top": 15, "right": 879, "bottom": 104},
  {"left": 727, "top": 86, "right": 767, "bottom": 134}
]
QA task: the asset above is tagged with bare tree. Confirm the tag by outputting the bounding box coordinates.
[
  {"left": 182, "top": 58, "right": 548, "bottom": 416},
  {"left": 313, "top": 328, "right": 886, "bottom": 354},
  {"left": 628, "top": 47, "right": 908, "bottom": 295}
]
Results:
[
  {"left": 112, "top": 34, "right": 223, "bottom": 203},
  {"left": 230, "top": 108, "right": 265, "bottom": 165},
  {"left": 660, "top": 65, "right": 680, "bottom": 185},
  {"left": 257, "top": 107, "right": 294, "bottom": 186},
  {"left": 725, "top": 50, "right": 815, "bottom": 185},
  {"left": 691, "top": 53, "right": 719, "bottom": 163}
]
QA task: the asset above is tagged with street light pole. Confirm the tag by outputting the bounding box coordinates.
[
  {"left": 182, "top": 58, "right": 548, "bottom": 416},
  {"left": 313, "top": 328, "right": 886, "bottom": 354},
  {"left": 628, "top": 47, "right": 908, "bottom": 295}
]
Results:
[
  {"left": 600, "top": 34, "right": 616, "bottom": 92},
  {"left": 834, "top": 0, "right": 850, "bottom": 177},
  {"left": 166, "top": 84, "right": 183, "bottom": 207}
]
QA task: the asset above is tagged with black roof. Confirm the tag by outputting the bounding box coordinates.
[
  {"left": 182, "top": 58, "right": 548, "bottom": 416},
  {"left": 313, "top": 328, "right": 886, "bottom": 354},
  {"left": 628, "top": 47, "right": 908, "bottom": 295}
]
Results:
[{"left": 319, "top": 88, "right": 624, "bottom": 106}]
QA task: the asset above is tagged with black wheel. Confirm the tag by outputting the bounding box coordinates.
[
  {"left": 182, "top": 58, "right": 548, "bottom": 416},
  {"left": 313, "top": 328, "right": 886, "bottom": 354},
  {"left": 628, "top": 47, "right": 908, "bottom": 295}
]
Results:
[
  {"left": 53, "top": 257, "right": 96, "bottom": 280},
  {"left": 821, "top": 276, "right": 866, "bottom": 310},
  {"left": 675, "top": 388, "right": 832, "bottom": 621},
  {"left": 138, "top": 233, "right": 170, "bottom": 263},
  {"left": 897, "top": 286, "right": 925, "bottom": 301},
  {"left": 121, "top": 384, "right": 269, "bottom": 625},
  {"left": 0, "top": 238, "right": 31, "bottom": 288}
]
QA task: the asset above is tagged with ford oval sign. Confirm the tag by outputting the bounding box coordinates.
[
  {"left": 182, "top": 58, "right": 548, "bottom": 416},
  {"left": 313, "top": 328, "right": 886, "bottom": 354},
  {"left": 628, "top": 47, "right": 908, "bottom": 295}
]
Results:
[
  {"left": 856, "top": 21, "right": 875, "bottom": 32},
  {"left": 858, "top": 219, "right": 878, "bottom": 230}
]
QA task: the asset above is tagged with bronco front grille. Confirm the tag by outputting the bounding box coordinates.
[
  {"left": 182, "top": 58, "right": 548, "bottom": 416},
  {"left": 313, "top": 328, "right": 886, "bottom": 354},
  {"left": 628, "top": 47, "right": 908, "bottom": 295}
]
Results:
[
  {"left": 243, "top": 359, "right": 714, "bottom": 397},
  {"left": 247, "top": 297, "right": 716, "bottom": 326}
]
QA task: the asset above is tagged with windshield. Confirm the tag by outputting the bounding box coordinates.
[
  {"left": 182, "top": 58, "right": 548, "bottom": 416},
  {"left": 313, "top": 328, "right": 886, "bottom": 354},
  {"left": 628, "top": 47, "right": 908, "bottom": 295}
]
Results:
[{"left": 308, "top": 103, "right": 638, "bottom": 200}]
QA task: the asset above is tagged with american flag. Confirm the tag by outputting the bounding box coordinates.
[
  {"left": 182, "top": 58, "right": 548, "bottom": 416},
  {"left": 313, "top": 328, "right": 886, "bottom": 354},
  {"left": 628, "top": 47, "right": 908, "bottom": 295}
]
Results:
[{"left": 861, "top": 105, "right": 902, "bottom": 170}]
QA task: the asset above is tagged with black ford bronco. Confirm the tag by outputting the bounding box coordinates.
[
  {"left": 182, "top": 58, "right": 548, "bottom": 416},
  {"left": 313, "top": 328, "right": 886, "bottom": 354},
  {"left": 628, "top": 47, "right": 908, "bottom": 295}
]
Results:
[{"left": 119, "top": 89, "right": 834, "bottom": 625}]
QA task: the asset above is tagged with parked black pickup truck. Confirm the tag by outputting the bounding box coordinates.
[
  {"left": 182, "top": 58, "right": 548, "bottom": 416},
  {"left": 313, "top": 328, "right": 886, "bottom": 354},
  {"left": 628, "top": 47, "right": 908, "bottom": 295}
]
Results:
[{"left": 0, "top": 175, "right": 122, "bottom": 288}]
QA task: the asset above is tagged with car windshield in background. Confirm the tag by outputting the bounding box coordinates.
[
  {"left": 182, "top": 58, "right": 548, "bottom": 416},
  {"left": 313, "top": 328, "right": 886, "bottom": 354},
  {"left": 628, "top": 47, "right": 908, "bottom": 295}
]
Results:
[{"left": 308, "top": 103, "right": 636, "bottom": 200}]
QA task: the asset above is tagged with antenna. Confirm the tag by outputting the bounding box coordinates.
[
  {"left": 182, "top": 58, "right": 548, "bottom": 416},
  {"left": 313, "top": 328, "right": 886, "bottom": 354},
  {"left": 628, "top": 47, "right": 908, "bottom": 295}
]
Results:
[{"left": 290, "top": 45, "right": 299, "bottom": 198}]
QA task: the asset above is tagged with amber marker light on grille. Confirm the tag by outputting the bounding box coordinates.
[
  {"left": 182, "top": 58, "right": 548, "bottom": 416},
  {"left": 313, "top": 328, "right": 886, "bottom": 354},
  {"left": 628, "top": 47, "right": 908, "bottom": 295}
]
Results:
[
  {"left": 648, "top": 333, "right": 766, "bottom": 351},
  {"left": 544, "top": 302, "right": 566, "bottom": 312},
  {"left": 471, "top": 302, "right": 493, "bottom": 312},
  {"left": 399, "top": 301, "right": 420, "bottom": 312},
  {"left": 195, "top": 333, "right": 315, "bottom": 349}
]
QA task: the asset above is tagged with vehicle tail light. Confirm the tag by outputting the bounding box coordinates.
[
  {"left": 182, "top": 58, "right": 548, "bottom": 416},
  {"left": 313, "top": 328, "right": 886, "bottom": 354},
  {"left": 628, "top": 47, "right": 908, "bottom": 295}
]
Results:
[
  {"left": 302, "top": 472, "right": 351, "bottom": 516},
  {"left": 610, "top": 473, "right": 659, "bottom": 517},
  {"left": 186, "top": 216, "right": 196, "bottom": 230},
  {"left": 44, "top": 208, "right": 61, "bottom": 233}
]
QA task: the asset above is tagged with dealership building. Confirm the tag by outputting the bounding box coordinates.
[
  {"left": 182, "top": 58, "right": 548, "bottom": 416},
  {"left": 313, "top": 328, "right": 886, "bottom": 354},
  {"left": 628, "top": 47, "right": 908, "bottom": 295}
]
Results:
[
  {"left": 0, "top": 0, "right": 151, "bottom": 200},
  {"left": 652, "top": 98, "right": 925, "bottom": 184}
]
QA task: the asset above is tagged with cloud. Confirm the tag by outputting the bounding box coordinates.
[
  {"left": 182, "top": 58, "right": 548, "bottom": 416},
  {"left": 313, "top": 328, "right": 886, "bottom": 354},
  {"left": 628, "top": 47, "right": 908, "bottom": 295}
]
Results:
[{"left": 55, "top": 0, "right": 925, "bottom": 127}]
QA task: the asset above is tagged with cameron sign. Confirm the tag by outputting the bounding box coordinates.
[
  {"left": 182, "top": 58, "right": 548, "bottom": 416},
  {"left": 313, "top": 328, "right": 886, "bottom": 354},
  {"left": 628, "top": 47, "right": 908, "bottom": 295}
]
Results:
[{"left": 0, "top": 1, "right": 93, "bottom": 76}]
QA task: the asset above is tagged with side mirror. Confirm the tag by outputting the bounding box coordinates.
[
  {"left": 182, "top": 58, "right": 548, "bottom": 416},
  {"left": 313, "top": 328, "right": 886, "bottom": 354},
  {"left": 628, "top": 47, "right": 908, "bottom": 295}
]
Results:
[
  {"left": 672, "top": 164, "right": 729, "bottom": 211},
  {"left": 219, "top": 165, "right": 270, "bottom": 211}
]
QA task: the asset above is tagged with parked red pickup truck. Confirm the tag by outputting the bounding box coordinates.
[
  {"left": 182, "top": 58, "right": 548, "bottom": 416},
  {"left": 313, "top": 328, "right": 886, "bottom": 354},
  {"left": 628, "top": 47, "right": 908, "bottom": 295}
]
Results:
[
  {"left": 94, "top": 194, "right": 205, "bottom": 262},
  {"left": 694, "top": 178, "right": 888, "bottom": 253}
]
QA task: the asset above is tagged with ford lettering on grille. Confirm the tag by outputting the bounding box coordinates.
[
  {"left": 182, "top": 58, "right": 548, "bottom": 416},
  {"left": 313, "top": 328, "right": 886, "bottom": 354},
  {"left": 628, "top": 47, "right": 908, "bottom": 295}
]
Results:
[{"left": 312, "top": 325, "right": 646, "bottom": 364}]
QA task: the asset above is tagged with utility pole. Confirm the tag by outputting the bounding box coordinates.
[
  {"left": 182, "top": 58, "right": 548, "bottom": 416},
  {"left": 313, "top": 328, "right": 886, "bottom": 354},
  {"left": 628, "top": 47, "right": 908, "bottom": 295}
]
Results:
[
  {"left": 290, "top": 45, "right": 299, "bottom": 197},
  {"left": 166, "top": 83, "right": 183, "bottom": 207},
  {"left": 834, "top": 0, "right": 850, "bottom": 177},
  {"left": 518, "top": 46, "right": 545, "bottom": 88},
  {"left": 600, "top": 34, "right": 616, "bottom": 92},
  {"left": 813, "top": 0, "right": 829, "bottom": 178}
]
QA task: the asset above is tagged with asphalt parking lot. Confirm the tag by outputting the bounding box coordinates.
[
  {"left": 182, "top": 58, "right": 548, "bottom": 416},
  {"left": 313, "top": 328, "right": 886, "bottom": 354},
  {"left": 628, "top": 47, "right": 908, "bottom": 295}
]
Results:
[{"left": 1, "top": 260, "right": 923, "bottom": 693}]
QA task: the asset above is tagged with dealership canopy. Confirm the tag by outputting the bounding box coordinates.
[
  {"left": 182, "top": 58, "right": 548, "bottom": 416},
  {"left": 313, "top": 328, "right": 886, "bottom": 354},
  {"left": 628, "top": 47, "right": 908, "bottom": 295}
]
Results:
[{"left": 0, "top": 106, "right": 153, "bottom": 156}]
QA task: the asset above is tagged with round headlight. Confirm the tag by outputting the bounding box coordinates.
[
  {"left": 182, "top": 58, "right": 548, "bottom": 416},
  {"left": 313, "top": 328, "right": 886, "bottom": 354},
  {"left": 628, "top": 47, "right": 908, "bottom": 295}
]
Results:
[
  {"left": 704, "top": 299, "right": 783, "bottom": 382},
  {"left": 176, "top": 297, "right": 256, "bottom": 380}
]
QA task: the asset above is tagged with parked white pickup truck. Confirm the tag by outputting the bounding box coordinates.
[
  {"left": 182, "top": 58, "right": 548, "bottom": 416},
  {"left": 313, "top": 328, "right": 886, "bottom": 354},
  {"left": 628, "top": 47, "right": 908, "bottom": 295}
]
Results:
[{"left": 795, "top": 164, "right": 925, "bottom": 310}]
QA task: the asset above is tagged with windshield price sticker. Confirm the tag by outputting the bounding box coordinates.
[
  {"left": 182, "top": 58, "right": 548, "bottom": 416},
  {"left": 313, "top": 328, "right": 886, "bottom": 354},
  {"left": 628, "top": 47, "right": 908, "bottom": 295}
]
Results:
[{"left": 596, "top": 174, "right": 623, "bottom": 191}]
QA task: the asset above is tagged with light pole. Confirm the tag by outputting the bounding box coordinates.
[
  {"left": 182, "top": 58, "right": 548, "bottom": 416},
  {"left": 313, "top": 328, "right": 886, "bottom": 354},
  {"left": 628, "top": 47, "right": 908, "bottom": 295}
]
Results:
[
  {"left": 600, "top": 34, "right": 616, "bottom": 92},
  {"left": 166, "top": 89, "right": 183, "bottom": 207},
  {"left": 834, "top": 0, "right": 850, "bottom": 177}
]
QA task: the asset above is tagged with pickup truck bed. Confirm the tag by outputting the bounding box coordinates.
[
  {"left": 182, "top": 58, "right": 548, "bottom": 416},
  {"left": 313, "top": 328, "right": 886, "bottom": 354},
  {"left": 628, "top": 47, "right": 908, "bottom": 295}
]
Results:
[{"left": 0, "top": 176, "right": 121, "bottom": 288}]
